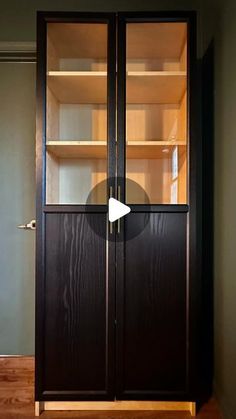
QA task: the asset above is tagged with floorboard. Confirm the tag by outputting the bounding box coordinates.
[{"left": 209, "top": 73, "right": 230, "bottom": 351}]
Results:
[{"left": 0, "top": 357, "right": 223, "bottom": 418}]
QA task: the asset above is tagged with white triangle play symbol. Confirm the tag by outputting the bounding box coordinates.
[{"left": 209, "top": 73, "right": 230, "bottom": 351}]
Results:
[{"left": 109, "top": 198, "right": 131, "bottom": 222}]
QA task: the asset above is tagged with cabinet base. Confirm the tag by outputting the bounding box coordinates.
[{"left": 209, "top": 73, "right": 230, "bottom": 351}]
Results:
[{"left": 35, "top": 401, "right": 196, "bottom": 416}]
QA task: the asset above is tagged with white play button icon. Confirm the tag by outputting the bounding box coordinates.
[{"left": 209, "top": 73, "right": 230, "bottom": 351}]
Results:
[{"left": 109, "top": 198, "right": 131, "bottom": 222}]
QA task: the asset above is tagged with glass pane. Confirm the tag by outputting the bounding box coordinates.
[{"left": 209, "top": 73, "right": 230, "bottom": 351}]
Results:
[
  {"left": 46, "top": 23, "right": 108, "bottom": 204},
  {"left": 126, "top": 22, "right": 188, "bottom": 204}
]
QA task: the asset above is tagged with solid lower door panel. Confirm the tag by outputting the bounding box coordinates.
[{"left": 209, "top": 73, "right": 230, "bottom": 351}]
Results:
[
  {"left": 40, "top": 212, "right": 114, "bottom": 400},
  {"left": 116, "top": 212, "right": 188, "bottom": 398}
]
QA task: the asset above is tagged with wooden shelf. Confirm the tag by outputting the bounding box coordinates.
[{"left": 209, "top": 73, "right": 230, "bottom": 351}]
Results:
[
  {"left": 48, "top": 71, "right": 107, "bottom": 76},
  {"left": 128, "top": 71, "right": 186, "bottom": 76},
  {"left": 127, "top": 141, "right": 186, "bottom": 159},
  {"left": 127, "top": 71, "right": 186, "bottom": 104},
  {"left": 47, "top": 71, "right": 107, "bottom": 104},
  {"left": 46, "top": 140, "right": 186, "bottom": 159},
  {"left": 46, "top": 141, "right": 107, "bottom": 159},
  {"left": 47, "top": 71, "right": 186, "bottom": 104}
]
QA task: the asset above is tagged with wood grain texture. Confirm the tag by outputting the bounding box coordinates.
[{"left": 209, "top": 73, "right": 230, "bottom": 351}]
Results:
[
  {"left": 48, "top": 71, "right": 107, "bottom": 76},
  {"left": 126, "top": 142, "right": 186, "bottom": 159},
  {"left": 47, "top": 71, "right": 186, "bottom": 105},
  {"left": 40, "top": 213, "right": 112, "bottom": 398},
  {"left": 46, "top": 151, "right": 59, "bottom": 203},
  {"left": 126, "top": 59, "right": 182, "bottom": 71},
  {"left": 180, "top": 41, "right": 187, "bottom": 72},
  {"left": 127, "top": 72, "right": 186, "bottom": 104},
  {"left": 126, "top": 104, "right": 182, "bottom": 142},
  {"left": 46, "top": 141, "right": 107, "bottom": 158},
  {"left": 47, "top": 23, "right": 108, "bottom": 59},
  {"left": 41, "top": 401, "right": 194, "bottom": 412},
  {"left": 0, "top": 357, "right": 223, "bottom": 418},
  {"left": 126, "top": 159, "right": 172, "bottom": 204},
  {"left": 47, "top": 34, "right": 59, "bottom": 71},
  {"left": 46, "top": 87, "right": 59, "bottom": 140},
  {"left": 116, "top": 213, "right": 187, "bottom": 397},
  {"left": 35, "top": 401, "right": 43, "bottom": 416},
  {"left": 47, "top": 102, "right": 184, "bottom": 144},
  {"left": 177, "top": 91, "right": 187, "bottom": 141},
  {"left": 36, "top": 11, "right": 210, "bottom": 409},
  {"left": 46, "top": 141, "right": 185, "bottom": 159},
  {"left": 0, "top": 356, "right": 34, "bottom": 414},
  {"left": 47, "top": 73, "right": 107, "bottom": 104},
  {"left": 127, "top": 23, "right": 187, "bottom": 59}
]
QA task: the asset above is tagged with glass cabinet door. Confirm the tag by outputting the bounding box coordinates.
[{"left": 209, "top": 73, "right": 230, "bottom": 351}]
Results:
[
  {"left": 46, "top": 22, "right": 108, "bottom": 204},
  {"left": 125, "top": 22, "right": 188, "bottom": 204}
]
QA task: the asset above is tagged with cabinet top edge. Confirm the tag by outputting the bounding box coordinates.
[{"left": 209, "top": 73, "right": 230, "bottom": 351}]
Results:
[
  {"left": 36, "top": 10, "right": 197, "bottom": 23},
  {"left": 37, "top": 11, "right": 116, "bottom": 23}
]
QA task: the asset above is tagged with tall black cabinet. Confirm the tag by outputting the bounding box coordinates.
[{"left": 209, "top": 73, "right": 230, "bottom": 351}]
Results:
[{"left": 35, "top": 11, "right": 211, "bottom": 416}]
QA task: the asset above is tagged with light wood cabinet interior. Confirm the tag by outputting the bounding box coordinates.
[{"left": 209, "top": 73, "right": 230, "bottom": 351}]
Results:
[{"left": 46, "top": 22, "right": 187, "bottom": 204}]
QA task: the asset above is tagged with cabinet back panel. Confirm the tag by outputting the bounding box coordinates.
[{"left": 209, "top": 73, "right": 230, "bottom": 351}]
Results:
[
  {"left": 126, "top": 104, "right": 180, "bottom": 141},
  {"left": 59, "top": 104, "right": 107, "bottom": 141},
  {"left": 43, "top": 213, "right": 108, "bottom": 392},
  {"left": 126, "top": 23, "right": 187, "bottom": 60},
  {"left": 126, "top": 155, "right": 187, "bottom": 204},
  {"left": 117, "top": 212, "right": 187, "bottom": 395},
  {"left": 46, "top": 157, "right": 107, "bottom": 204},
  {"left": 47, "top": 23, "right": 108, "bottom": 66}
]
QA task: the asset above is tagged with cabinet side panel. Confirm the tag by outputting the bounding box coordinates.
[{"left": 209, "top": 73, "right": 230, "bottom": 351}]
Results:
[
  {"left": 43, "top": 213, "right": 108, "bottom": 395},
  {"left": 117, "top": 212, "right": 187, "bottom": 397}
]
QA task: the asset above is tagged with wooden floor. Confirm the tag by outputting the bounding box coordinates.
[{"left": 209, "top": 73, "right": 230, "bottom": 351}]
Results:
[{"left": 0, "top": 357, "right": 223, "bottom": 418}]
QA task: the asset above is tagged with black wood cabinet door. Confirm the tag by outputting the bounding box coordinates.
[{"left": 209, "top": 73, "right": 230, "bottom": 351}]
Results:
[
  {"left": 116, "top": 12, "right": 199, "bottom": 399},
  {"left": 43, "top": 213, "right": 114, "bottom": 398},
  {"left": 116, "top": 212, "right": 188, "bottom": 398},
  {"left": 35, "top": 12, "right": 116, "bottom": 401}
]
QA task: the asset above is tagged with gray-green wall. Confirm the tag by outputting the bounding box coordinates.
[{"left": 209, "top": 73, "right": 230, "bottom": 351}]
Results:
[
  {"left": 0, "top": 0, "right": 201, "bottom": 41},
  {"left": 201, "top": 0, "right": 236, "bottom": 417},
  {"left": 211, "top": 1, "right": 236, "bottom": 418},
  {"left": 0, "top": 63, "right": 36, "bottom": 354}
]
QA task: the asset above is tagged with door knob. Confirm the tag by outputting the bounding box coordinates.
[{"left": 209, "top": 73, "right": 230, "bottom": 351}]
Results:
[{"left": 17, "top": 219, "right": 36, "bottom": 230}]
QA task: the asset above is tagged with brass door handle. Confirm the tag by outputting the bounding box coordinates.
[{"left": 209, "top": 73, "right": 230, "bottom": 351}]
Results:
[
  {"left": 117, "top": 185, "right": 121, "bottom": 234},
  {"left": 118, "top": 185, "right": 121, "bottom": 201},
  {"left": 17, "top": 219, "right": 36, "bottom": 230},
  {"left": 117, "top": 218, "right": 121, "bottom": 234},
  {"left": 109, "top": 186, "right": 113, "bottom": 235}
]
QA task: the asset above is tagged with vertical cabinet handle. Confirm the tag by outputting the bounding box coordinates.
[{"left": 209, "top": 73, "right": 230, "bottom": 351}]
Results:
[
  {"left": 109, "top": 185, "right": 122, "bottom": 234},
  {"left": 109, "top": 186, "right": 113, "bottom": 235},
  {"left": 117, "top": 219, "right": 121, "bottom": 234},
  {"left": 118, "top": 185, "right": 121, "bottom": 201},
  {"left": 117, "top": 185, "right": 121, "bottom": 234}
]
